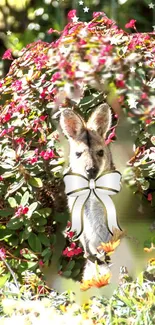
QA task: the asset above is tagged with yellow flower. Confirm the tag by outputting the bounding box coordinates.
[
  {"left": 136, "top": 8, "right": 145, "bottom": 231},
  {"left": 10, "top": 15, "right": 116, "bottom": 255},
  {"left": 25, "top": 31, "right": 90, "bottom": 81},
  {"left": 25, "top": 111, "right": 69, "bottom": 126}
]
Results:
[
  {"left": 97, "top": 239, "right": 120, "bottom": 254},
  {"left": 144, "top": 243, "right": 155, "bottom": 253},
  {"left": 80, "top": 272, "right": 111, "bottom": 291},
  {"left": 148, "top": 258, "right": 155, "bottom": 266}
]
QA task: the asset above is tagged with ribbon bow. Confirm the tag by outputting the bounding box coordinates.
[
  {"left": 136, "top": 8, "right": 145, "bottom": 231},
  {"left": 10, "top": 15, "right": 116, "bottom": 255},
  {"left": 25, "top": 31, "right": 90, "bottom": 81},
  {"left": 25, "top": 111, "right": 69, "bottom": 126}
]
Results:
[{"left": 63, "top": 171, "right": 122, "bottom": 240}]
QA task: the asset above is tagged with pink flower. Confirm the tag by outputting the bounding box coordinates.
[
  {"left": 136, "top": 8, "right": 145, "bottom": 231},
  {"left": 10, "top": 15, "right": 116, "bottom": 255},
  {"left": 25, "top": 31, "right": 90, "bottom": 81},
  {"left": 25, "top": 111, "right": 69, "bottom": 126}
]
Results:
[
  {"left": 145, "top": 119, "right": 152, "bottom": 125},
  {"left": 62, "top": 243, "right": 83, "bottom": 257},
  {"left": 105, "top": 128, "right": 116, "bottom": 145},
  {"left": 3, "top": 113, "right": 11, "bottom": 123},
  {"left": 7, "top": 126, "right": 15, "bottom": 133},
  {"left": 12, "top": 80, "right": 22, "bottom": 91},
  {"left": 147, "top": 193, "right": 152, "bottom": 201},
  {"left": 66, "top": 231, "right": 74, "bottom": 239},
  {"left": 98, "top": 58, "right": 106, "bottom": 65},
  {"left": 116, "top": 80, "right": 125, "bottom": 88},
  {"left": 14, "top": 137, "right": 25, "bottom": 144},
  {"left": 0, "top": 176, "right": 3, "bottom": 181},
  {"left": 47, "top": 28, "right": 60, "bottom": 34},
  {"left": 93, "top": 12, "right": 106, "bottom": 18},
  {"left": 40, "top": 89, "right": 47, "bottom": 99},
  {"left": 0, "top": 248, "right": 6, "bottom": 259},
  {"left": 39, "top": 115, "right": 47, "bottom": 121},
  {"left": 39, "top": 260, "right": 44, "bottom": 266},
  {"left": 15, "top": 206, "right": 29, "bottom": 217},
  {"left": 40, "top": 149, "right": 55, "bottom": 160},
  {"left": 74, "top": 247, "right": 83, "bottom": 255},
  {"left": 38, "top": 285, "right": 46, "bottom": 294},
  {"left": 62, "top": 247, "right": 74, "bottom": 257},
  {"left": 141, "top": 93, "right": 148, "bottom": 99},
  {"left": 70, "top": 242, "right": 76, "bottom": 249},
  {"left": 28, "top": 157, "right": 38, "bottom": 164},
  {"left": 51, "top": 72, "right": 61, "bottom": 82},
  {"left": 0, "top": 129, "right": 7, "bottom": 137},
  {"left": 67, "top": 9, "right": 76, "bottom": 19},
  {"left": 125, "top": 19, "right": 136, "bottom": 29},
  {"left": 20, "top": 248, "right": 28, "bottom": 255},
  {"left": 2, "top": 49, "right": 13, "bottom": 60}
]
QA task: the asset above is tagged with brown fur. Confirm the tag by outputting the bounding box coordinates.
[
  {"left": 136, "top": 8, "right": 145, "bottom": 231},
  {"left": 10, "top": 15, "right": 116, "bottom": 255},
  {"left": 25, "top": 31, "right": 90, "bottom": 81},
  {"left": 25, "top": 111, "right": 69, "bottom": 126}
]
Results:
[{"left": 60, "top": 103, "right": 114, "bottom": 278}]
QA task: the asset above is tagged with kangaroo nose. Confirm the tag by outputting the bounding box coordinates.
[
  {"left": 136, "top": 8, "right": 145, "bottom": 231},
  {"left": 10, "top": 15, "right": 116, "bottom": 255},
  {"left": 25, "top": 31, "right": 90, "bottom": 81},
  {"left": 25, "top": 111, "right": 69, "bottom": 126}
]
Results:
[{"left": 85, "top": 167, "right": 98, "bottom": 179}]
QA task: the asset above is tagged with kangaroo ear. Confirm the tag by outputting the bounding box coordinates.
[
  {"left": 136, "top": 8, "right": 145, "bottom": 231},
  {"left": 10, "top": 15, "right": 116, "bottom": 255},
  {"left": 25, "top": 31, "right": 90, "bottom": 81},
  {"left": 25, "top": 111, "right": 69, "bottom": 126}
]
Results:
[
  {"left": 87, "top": 103, "right": 112, "bottom": 138},
  {"left": 60, "top": 109, "right": 85, "bottom": 139}
]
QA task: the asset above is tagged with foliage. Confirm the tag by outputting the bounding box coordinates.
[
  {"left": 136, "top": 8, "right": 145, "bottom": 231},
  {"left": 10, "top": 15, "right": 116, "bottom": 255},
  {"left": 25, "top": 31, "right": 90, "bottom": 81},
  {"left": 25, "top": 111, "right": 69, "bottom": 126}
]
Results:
[
  {"left": 0, "top": 260, "right": 155, "bottom": 324},
  {"left": 0, "top": 11, "right": 154, "bottom": 283}
]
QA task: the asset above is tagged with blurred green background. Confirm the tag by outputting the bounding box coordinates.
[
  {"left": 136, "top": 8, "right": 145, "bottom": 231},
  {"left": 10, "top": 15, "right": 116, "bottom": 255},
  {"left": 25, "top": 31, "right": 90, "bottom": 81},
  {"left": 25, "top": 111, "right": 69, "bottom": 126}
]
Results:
[{"left": 0, "top": 0, "right": 154, "bottom": 300}]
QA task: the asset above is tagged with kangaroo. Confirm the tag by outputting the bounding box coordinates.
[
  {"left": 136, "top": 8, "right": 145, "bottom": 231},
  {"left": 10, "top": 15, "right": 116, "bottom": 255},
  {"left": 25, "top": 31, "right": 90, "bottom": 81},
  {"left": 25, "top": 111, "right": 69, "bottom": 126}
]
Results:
[{"left": 60, "top": 103, "right": 115, "bottom": 276}]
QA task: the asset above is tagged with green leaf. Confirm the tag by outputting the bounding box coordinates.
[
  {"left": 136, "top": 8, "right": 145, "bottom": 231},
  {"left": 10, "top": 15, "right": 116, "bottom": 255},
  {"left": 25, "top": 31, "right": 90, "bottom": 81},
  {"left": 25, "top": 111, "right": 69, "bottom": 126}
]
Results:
[
  {"left": 33, "top": 226, "right": 45, "bottom": 232},
  {"left": 35, "top": 218, "right": 47, "bottom": 226},
  {"left": 9, "top": 235, "right": 19, "bottom": 246},
  {"left": 2, "top": 171, "right": 16, "bottom": 178},
  {"left": 7, "top": 218, "right": 23, "bottom": 230},
  {"left": 147, "top": 123, "right": 155, "bottom": 135},
  {"left": 38, "top": 233, "right": 50, "bottom": 246},
  {"left": 0, "top": 228, "right": 12, "bottom": 240},
  {"left": 19, "top": 228, "right": 31, "bottom": 241},
  {"left": 0, "top": 163, "right": 13, "bottom": 169},
  {"left": 28, "top": 177, "right": 43, "bottom": 188},
  {"left": 20, "top": 191, "right": 29, "bottom": 206},
  {"left": 144, "top": 239, "right": 152, "bottom": 248},
  {"left": 71, "top": 269, "right": 81, "bottom": 278},
  {"left": 0, "top": 209, "right": 13, "bottom": 217},
  {"left": 151, "top": 192, "right": 155, "bottom": 207},
  {"left": 8, "top": 197, "right": 17, "bottom": 208},
  {"left": 38, "top": 208, "right": 52, "bottom": 217},
  {"left": 28, "top": 233, "right": 42, "bottom": 252},
  {"left": 0, "top": 275, "right": 8, "bottom": 288},
  {"left": 67, "top": 260, "right": 76, "bottom": 271},
  {"left": 6, "top": 178, "right": 25, "bottom": 196},
  {"left": 18, "top": 262, "right": 28, "bottom": 273},
  {"left": 137, "top": 272, "right": 143, "bottom": 286},
  {"left": 116, "top": 294, "right": 133, "bottom": 308},
  {"left": 3, "top": 148, "right": 16, "bottom": 159},
  {"left": 62, "top": 270, "right": 71, "bottom": 278},
  {"left": 50, "top": 234, "right": 56, "bottom": 245},
  {"left": 27, "top": 261, "right": 38, "bottom": 270},
  {"left": 27, "top": 202, "right": 38, "bottom": 217},
  {"left": 41, "top": 247, "right": 51, "bottom": 257}
]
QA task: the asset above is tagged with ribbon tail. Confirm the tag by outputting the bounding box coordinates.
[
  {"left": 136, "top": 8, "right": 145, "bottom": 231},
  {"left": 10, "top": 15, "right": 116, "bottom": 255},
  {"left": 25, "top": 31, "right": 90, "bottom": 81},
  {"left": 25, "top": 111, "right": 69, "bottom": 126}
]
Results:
[
  {"left": 70, "top": 193, "right": 89, "bottom": 240},
  {"left": 94, "top": 190, "right": 122, "bottom": 235}
]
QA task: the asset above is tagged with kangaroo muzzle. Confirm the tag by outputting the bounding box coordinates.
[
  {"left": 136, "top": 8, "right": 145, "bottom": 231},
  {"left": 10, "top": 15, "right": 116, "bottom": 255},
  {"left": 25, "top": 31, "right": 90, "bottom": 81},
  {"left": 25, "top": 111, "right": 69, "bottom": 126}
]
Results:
[{"left": 85, "top": 166, "right": 98, "bottom": 179}]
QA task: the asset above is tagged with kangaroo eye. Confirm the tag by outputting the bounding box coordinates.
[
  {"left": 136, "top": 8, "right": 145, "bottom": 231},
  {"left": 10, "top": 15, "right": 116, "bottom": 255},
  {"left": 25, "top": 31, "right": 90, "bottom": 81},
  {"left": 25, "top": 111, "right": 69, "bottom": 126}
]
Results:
[
  {"left": 97, "top": 150, "right": 104, "bottom": 157},
  {"left": 76, "top": 152, "right": 82, "bottom": 158}
]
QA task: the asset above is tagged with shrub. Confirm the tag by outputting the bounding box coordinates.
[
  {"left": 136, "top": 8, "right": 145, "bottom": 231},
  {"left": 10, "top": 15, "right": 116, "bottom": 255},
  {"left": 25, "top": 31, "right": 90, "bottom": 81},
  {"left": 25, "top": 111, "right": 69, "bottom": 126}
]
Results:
[{"left": 0, "top": 11, "right": 154, "bottom": 284}]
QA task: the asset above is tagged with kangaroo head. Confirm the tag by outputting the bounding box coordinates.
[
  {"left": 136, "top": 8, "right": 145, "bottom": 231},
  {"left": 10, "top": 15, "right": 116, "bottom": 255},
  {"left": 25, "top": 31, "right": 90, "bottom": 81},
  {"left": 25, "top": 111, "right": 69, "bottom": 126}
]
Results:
[{"left": 60, "top": 103, "right": 113, "bottom": 179}]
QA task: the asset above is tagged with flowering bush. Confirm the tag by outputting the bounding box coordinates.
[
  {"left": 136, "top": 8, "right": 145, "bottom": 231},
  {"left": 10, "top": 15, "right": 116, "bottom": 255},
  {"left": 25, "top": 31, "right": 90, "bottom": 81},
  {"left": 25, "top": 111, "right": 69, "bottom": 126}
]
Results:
[
  {"left": 0, "top": 11, "right": 154, "bottom": 284},
  {"left": 0, "top": 260, "right": 155, "bottom": 324}
]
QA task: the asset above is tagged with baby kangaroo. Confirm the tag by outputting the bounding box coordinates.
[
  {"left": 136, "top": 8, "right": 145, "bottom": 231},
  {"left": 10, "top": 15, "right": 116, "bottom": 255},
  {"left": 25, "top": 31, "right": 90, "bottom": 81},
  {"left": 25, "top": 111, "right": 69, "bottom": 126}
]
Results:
[{"left": 60, "top": 103, "right": 115, "bottom": 268}]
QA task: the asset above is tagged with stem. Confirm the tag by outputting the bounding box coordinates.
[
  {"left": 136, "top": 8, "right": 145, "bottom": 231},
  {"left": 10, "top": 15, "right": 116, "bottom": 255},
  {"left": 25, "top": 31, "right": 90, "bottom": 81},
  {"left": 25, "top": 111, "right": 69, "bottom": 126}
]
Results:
[{"left": 1, "top": 255, "right": 19, "bottom": 291}]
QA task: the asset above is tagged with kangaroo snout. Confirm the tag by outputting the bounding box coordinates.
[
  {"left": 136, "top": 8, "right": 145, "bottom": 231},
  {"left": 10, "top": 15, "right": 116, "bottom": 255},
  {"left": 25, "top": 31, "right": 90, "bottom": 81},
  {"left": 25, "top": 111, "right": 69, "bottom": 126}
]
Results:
[{"left": 85, "top": 166, "right": 98, "bottom": 179}]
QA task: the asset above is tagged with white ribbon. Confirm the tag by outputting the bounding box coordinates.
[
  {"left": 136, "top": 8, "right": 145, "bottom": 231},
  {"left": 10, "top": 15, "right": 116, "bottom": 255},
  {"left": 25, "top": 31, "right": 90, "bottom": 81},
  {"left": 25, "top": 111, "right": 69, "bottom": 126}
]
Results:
[{"left": 63, "top": 171, "right": 122, "bottom": 240}]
